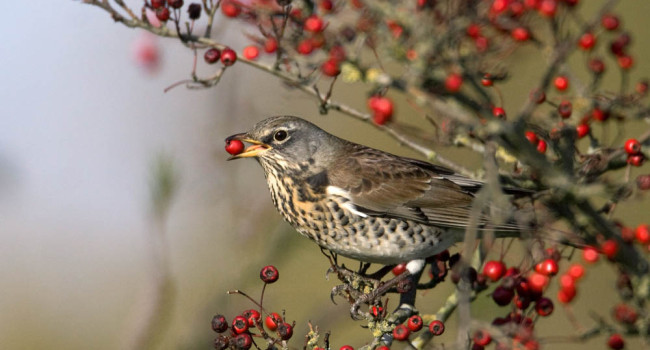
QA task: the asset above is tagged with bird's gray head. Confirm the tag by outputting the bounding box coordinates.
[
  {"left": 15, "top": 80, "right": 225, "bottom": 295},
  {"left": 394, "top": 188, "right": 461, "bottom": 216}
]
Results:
[{"left": 226, "top": 116, "right": 342, "bottom": 176}]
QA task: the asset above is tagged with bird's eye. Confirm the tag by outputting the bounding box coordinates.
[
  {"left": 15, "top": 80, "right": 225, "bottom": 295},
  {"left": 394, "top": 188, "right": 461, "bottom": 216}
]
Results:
[{"left": 274, "top": 130, "right": 288, "bottom": 142}]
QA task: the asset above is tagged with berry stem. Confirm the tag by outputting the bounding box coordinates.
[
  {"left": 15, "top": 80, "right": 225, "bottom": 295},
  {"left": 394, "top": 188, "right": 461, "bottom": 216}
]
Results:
[{"left": 226, "top": 289, "right": 267, "bottom": 313}]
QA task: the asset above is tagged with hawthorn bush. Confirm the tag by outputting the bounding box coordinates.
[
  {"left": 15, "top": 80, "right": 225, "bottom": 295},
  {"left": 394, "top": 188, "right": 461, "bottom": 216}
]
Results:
[{"left": 84, "top": 0, "right": 650, "bottom": 349}]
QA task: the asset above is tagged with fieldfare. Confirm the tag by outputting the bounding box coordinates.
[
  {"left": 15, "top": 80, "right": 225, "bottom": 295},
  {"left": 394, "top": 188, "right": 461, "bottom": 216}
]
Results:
[{"left": 226, "top": 116, "right": 531, "bottom": 274}]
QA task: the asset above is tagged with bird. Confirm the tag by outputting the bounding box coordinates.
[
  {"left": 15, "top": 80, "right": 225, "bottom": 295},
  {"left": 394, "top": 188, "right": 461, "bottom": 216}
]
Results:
[{"left": 226, "top": 116, "right": 531, "bottom": 272}]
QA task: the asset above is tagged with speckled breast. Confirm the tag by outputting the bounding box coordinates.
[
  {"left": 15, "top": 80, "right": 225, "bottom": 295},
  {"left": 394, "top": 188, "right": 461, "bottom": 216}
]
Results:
[{"left": 263, "top": 171, "right": 450, "bottom": 264}]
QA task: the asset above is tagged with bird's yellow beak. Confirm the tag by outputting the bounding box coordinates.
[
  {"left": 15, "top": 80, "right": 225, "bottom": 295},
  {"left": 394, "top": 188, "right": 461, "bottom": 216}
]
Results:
[{"left": 225, "top": 133, "right": 272, "bottom": 160}]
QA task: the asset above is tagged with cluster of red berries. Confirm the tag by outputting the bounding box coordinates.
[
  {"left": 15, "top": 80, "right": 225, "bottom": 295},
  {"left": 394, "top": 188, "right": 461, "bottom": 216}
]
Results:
[
  {"left": 148, "top": 0, "right": 185, "bottom": 22},
  {"left": 467, "top": 247, "right": 614, "bottom": 349},
  {"left": 391, "top": 316, "right": 445, "bottom": 342},
  {"left": 624, "top": 138, "right": 645, "bottom": 167},
  {"left": 211, "top": 266, "right": 294, "bottom": 350},
  {"left": 524, "top": 131, "right": 548, "bottom": 154},
  {"left": 205, "top": 47, "right": 238, "bottom": 67}
]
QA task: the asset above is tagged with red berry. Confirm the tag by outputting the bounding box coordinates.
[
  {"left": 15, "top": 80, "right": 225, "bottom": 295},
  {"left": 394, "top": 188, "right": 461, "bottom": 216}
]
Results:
[
  {"left": 535, "top": 258, "right": 559, "bottom": 276},
  {"left": 392, "top": 263, "right": 407, "bottom": 276},
  {"left": 243, "top": 45, "right": 259, "bottom": 60},
  {"left": 554, "top": 76, "right": 569, "bottom": 91},
  {"left": 473, "top": 329, "right": 492, "bottom": 346},
  {"left": 618, "top": 55, "right": 634, "bottom": 70},
  {"left": 220, "top": 48, "right": 237, "bottom": 66},
  {"left": 375, "top": 346, "right": 390, "bottom": 350},
  {"left": 528, "top": 272, "right": 549, "bottom": 292},
  {"left": 168, "top": 0, "right": 183, "bottom": 9},
  {"left": 588, "top": 58, "right": 605, "bottom": 74},
  {"left": 297, "top": 39, "right": 314, "bottom": 55},
  {"left": 370, "top": 305, "right": 385, "bottom": 319},
  {"left": 232, "top": 315, "right": 249, "bottom": 334},
  {"left": 505, "top": 267, "right": 520, "bottom": 277},
  {"left": 636, "top": 224, "right": 650, "bottom": 244},
  {"left": 260, "top": 265, "right": 279, "bottom": 283},
  {"left": 567, "top": 264, "right": 585, "bottom": 280},
  {"left": 591, "top": 107, "right": 609, "bottom": 122},
  {"left": 474, "top": 36, "right": 489, "bottom": 52},
  {"left": 278, "top": 322, "right": 293, "bottom": 340},
  {"left": 558, "top": 100, "right": 572, "bottom": 118},
  {"left": 538, "top": 0, "right": 557, "bottom": 17},
  {"left": 559, "top": 274, "right": 575, "bottom": 290},
  {"left": 576, "top": 124, "right": 590, "bottom": 139},
  {"left": 492, "top": 286, "right": 514, "bottom": 306},
  {"left": 321, "top": 58, "right": 341, "bottom": 77},
  {"left": 481, "top": 74, "right": 493, "bottom": 87},
  {"left": 628, "top": 154, "right": 645, "bottom": 167},
  {"left": 512, "top": 27, "right": 530, "bottom": 41},
  {"left": 578, "top": 32, "right": 597, "bottom": 50},
  {"left": 636, "top": 80, "right": 649, "bottom": 95},
  {"left": 242, "top": 309, "right": 261, "bottom": 327},
  {"left": 320, "top": 0, "right": 334, "bottom": 11},
  {"left": 214, "top": 335, "right": 229, "bottom": 350},
  {"left": 204, "top": 48, "right": 221, "bottom": 64},
  {"left": 557, "top": 285, "right": 576, "bottom": 303},
  {"left": 407, "top": 315, "right": 423, "bottom": 332},
  {"left": 467, "top": 23, "right": 481, "bottom": 38},
  {"left": 601, "top": 14, "right": 620, "bottom": 31},
  {"left": 339, "top": 346, "right": 353, "bottom": 350},
  {"left": 265, "top": 312, "right": 282, "bottom": 331},
  {"left": 514, "top": 294, "right": 531, "bottom": 310},
  {"left": 637, "top": 175, "right": 650, "bottom": 191},
  {"left": 233, "top": 333, "right": 252, "bottom": 350},
  {"left": 624, "top": 138, "right": 641, "bottom": 155},
  {"left": 221, "top": 1, "right": 241, "bottom": 17},
  {"left": 156, "top": 7, "right": 170, "bottom": 21},
  {"left": 607, "top": 334, "right": 625, "bottom": 350},
  {"left": 225, "top": 139, "right": 244, "bottom": 155},
  {"left": 310, "top": 34, "right": 325, "bottom": 49},
  {"left": 491, "top": 0, "right": 508, "bottom": 13},
  {"left": 601, "top": 239, "right": 619, "bottom": 259},
  {"left": 444, "top": 73, "right": 463, "bottom": 92},
  {"left": 525, "top": 131, "right": 539, "bottom": 145},
  {"left": 428, "top": 320, "right": 445, "bottom": 336},
  {"left": 368, "top": 96, "right": 394, "bottom": 124},
  {"left": 151, "top": 0, "right": 166, "bottom": 9},
  {"left": 509, "top": 1, "right": 525, "bottom": 16},
  {"left": 264, "top": 38, "right": 278, "bottom": 53},
  {"left": 187, "top": 3, "right": 201, "bottom": 20},
  {"left": 534, "top": 297, "right": 554, "bottom": 316},
  {"left": 212, "top": 314, "right": 228, "bottom": 333},
  {"left": 492, "top": 107, "right": 506, "bottom": 119},
  {"left": 483, "top": 260, "right": 506, "bottom": 282},
  {"left": 304, "top": 15, "right": 325, "bottom": 32},
  {"left": 537, "top": 139, "right": 547, "bottom": 153},
  {"left": 392, "top": 324, "right": 410, "bottom": 341},
  {"left": 530, "top": 89, "right": 546, "bottom": 104},
  {"left": 613, "top": 303, "right": 638, "bottom": 325},
  {"left": 582, "top": 246, "right": 599, "bottom": 263}
]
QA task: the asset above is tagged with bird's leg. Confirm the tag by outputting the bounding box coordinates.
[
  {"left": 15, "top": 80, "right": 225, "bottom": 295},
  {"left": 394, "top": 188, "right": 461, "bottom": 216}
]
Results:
[
  {"left": 349, "top": 260, "right": 426, "bottom": 319},
  {"left": 358, "top": 262, "right": 372, "bottom": 275}
]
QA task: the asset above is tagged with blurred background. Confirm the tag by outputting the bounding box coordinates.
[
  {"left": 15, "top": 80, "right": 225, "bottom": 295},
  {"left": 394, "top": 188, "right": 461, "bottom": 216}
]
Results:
[{"left": 1, "top": 1, "right": 649, "bottom": 349}]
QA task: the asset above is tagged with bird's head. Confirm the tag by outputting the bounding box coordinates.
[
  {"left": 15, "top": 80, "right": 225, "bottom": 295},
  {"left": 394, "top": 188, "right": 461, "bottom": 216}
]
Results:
[{"left": 226, "top": 116, "right": 342, "bottom": 176}]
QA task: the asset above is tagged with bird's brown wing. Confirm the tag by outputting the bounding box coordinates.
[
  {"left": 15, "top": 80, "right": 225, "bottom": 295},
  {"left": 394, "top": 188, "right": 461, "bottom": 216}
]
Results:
[{"left": 327, "top": 144, "right": 516, "bottom": 230}]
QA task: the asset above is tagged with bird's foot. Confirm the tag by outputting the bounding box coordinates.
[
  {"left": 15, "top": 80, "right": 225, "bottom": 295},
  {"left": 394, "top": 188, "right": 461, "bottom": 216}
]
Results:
[{"left": 349, "top": 271, "right": 413, "bottom": 318}]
